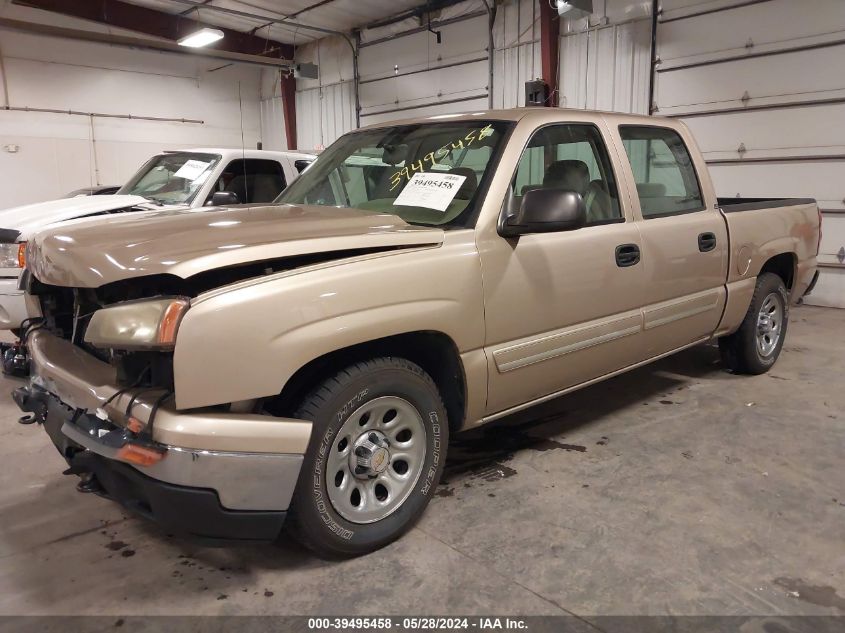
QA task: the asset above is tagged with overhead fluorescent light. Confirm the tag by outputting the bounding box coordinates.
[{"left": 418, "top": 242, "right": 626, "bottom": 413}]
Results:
[{"left": 178, "top": 28, "right": 224, "bottom": 48}]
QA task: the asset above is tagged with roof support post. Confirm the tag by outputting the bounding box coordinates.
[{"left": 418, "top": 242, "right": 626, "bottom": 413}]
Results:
[
  {"left": 281, "top": 72, "right": 297, "bottom": 150},
  {"left": 538, "top": 0, "right": 560, "bottom": 106}
]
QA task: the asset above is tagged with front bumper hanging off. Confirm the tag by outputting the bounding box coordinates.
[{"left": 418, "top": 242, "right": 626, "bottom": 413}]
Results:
[{"left": 15, "top": 329, "right": 313, "bottom": 543}]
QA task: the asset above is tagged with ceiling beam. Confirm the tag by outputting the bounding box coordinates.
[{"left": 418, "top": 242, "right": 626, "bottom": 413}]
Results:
[
  {"left": 0, "top": 16, "right": 295, "bottom": 69},
  {"left": 288, "top": 0, "right": 340, "bottom": 20},
  {"left": 12, "top": 0, "right": 294, "bottom": 58},
  {"left": 165, "top": 0, "right": 347, "bottom": 38}
]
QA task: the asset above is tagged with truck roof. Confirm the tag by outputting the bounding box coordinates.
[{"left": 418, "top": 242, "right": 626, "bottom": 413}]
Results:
[
  {"left": 164, "top": 148, "right": 317, "bottom": 161},
  {"left": 358, "top": 107, "right": 677, "bottom": 130}
]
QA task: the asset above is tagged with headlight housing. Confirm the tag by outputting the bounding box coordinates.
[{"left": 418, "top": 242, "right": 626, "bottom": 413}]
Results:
[
  {"left": 0, "top": 242, "right": 26, "bottom": 268},
  {"left": 84, "top": 297, "right": 190, "bottom": 350}
]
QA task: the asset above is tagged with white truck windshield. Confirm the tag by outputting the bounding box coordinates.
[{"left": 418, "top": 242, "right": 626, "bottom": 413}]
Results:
[{"left": 118, "top": 152, "right": 221, "bottom": 205}]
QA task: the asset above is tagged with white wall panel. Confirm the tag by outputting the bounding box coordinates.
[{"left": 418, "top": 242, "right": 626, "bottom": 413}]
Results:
[
  {"left": 258, "top": 68, "right": 289, "bottom": 152},
  {"left": 708, "top": 162, "right": 843, "bottom": 209},
  {"left": 360, "top": 60, "right": 488, "bottom": 120},
  {"left": 559, "top": 19, "right": 651, "bottom": 113},
  {"left": 656, "top": 44, "right": 845, "bottom": 116},
  {"left": 358, "top": 13, "right": 490, "bottom": 124},
  {"left": 360, "top": 97, "right": 490, "bottom": 127},
  {"left": 295, "top": 35, "right": 357, "bottom": 150},
  {"left": 657, "top": 0, "right": 845, "bottom": 306},
  {"left": 0, "top": 5, "right": 265, "bottom": 209},
  {"left": 295, "top": 88, "right": 322, "bottom": 153},
  {"left": 659, "top": 0, "right": 845, "bottom": 68},
  {"left": 492, "top": 0, "right": 540, "bottom": 108},
  {"left": 807, "top": 267, "right": 845, "bottom": 309},
  {"left": 682, "top": 104, "right": 845, "bottom": 160},
  {"left": 659, "top": 0, "right": 770, "bottom": 22},
  {"left": 359, "top": 15, "right": 489, "bottom": 82},
  {"left": 320, "top": 81, "right": 357, "bottom": 147}
]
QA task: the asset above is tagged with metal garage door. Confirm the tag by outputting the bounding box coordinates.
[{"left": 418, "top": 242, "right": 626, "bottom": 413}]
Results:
[
  {"left": 655, "top": 0, "right": 845, "bottom": 307},
  {"left": 357, "top": 2, "right": 490, "bottom": 126}
]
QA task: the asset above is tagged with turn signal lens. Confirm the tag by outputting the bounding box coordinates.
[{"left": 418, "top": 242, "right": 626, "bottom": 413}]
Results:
[
  {"left": 158, "top": 299, "right": 189, "bottom": 346},
  {"left": 116, "top": 443, "right": 166, "bottom": 467},
  {"left": 17, "top": 242, "right": 26, "bottom": 268},
  {"left": 126, "top": 417, "right": 144, "bottom": 434}
]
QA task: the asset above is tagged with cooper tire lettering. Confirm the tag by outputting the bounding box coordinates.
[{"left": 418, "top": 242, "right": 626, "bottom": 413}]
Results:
[{"left": 288, "top": 357, "right": 449, "bottom": 557}]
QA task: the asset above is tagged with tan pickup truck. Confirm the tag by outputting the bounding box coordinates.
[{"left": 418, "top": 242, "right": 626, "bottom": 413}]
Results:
[{"left": 14, "top": 108, "right": 820, "bottom": 557}]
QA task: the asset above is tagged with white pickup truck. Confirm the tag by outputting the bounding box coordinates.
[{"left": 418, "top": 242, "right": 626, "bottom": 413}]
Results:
[{"left": 0, "top": 148, "right": 315, "bottom": 333}]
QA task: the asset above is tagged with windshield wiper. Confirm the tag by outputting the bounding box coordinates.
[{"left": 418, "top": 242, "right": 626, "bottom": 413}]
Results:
[{"left": 142, "top": 196, "right": 165, "bottom": 206}]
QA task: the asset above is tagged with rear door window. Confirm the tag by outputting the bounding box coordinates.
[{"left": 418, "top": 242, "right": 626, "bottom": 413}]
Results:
[{"left": 619, "top": 126, "right": 704, "bottom": 218}]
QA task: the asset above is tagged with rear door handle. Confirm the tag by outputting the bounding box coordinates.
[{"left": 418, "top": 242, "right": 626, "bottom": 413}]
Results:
[
  {"left": 698, "top": 232, "right": 717, "bottom": 252},
  {"left": 615, "top": 244, "right": 641, "bottom": 267}
]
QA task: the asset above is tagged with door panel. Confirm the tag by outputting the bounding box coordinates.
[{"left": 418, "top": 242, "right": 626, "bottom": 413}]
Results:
[
  {"left": 480, "top": 122, "right": 646, "bottom": 415},
  {"left": 616, "top": 124, "right": 729, "bottom": 355},
  {"left": 636, "top": 211, "right": 728, "bottom": 355},
  {"left": 482, "top": 222, "right": 645, "bottom": 414}
]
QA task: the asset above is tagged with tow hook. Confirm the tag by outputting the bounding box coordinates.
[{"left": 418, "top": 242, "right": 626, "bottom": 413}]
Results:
[
  {"left": 12, "top": 385, "right": 48, "bottom": 425},
  {"left": 65, "top": 453, "right": 106, "bottom": 496}
]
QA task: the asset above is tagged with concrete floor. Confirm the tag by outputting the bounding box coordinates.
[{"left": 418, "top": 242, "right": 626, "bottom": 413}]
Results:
[{"left": 0, "top": 305, "right": 843, "bottom": 617}]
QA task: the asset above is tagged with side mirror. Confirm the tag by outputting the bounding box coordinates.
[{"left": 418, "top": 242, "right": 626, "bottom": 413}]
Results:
[
  {"left": 499, "top": 188, "right": 587, "bottom": 237},
  {"left": 211, "top": 191, "right": 239, "bottom": 206}
]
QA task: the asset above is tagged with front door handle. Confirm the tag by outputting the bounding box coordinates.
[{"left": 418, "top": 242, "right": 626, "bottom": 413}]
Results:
[
  {"left": 615, "top": 244, "right": 641, "bottom": 267},
  {"left": 698, "top": 232, "right": 717, "bottom": 252}
]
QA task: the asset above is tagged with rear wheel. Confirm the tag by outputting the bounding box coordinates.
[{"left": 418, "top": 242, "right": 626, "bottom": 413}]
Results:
[
  {"left": 287, "top": 357, "right": 448, "bottom": 558},
  {"left": 719, "top": 272, "right": 789, "bottom": 374}
]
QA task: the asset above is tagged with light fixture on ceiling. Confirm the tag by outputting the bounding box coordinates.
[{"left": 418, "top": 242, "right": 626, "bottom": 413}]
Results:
[
  {"left": 555, "top": 0, "right": 593, "bottom": 19},
  {"left": 178, "top": 27, "right": 225, "bottom": 48}
]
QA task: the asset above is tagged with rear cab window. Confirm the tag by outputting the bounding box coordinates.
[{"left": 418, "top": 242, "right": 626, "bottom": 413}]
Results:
[{"left": 619, "top": 126, "right": 704, "bottom": 218}]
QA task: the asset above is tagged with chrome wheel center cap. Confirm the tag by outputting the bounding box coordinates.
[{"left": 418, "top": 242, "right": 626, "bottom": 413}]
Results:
[
  {"left": 758, "top": 315, "right": 773, "bottom": 334},
  {"left": 351, "top": 431, "right": 391, "bottom": 478}
]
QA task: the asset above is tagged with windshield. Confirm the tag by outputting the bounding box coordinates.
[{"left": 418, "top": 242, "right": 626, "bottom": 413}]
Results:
[
  {"left": 276, "top": 120, "right": 512, "bottom": 228},
  {"left": 118, "top": 152, "right": 221, "bottom": 205}
]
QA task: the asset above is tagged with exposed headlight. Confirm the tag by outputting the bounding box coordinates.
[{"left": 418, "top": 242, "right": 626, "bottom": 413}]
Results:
[
  {"left": 84, "top": 298, "right": 190, "bottom": 350},
  {"left": 0, "top": 242, "right": 26, "bottom": 268}
]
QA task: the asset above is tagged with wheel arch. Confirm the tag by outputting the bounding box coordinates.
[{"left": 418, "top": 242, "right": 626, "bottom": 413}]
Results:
[
  {"left": 759, "top": 251, "right": 796, "bottom": 290},
  {"left": 265, "top": 330, "right": 468, "bottom": 433}
]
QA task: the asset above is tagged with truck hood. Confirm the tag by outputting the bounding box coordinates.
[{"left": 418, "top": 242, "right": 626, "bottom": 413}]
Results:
[
  {"left": 0, "top": 195, "right": 150, "bottom": 239},
  {"left": 27, "top": 204, "right": 444, "bottom": 288}
]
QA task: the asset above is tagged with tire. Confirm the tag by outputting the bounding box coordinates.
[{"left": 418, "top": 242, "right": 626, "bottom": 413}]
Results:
[
  {"left": 287, "top": 357, "right": 448, "bottom": 558},
  {"left": 719, "top": 272, "right": 789, "bottom": 375}
]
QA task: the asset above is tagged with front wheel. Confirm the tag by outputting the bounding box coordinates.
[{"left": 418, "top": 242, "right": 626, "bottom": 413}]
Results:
[
  {"left": 287, "top": 357, "right": 448, "bottom": 557},
  {"left": 719, "top": 272, "right": 789, "bottom": 374}
]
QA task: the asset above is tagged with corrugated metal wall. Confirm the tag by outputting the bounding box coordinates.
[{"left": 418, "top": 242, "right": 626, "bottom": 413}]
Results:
[
  {"left": 656, "top": 0, "right": 845, "bottom": 307},
  {"left": 558, "top": 19, "right": 651, "bottom": 113},
  {"left": 492, "top": 0, "right": 541, "bottom": 109},
  {"left": 492, "top": 0, "right": 651, "bottom": 111},
  {"left": 294, "top": 35, "right": 357, "bottom": 150},
  {"left": 294, "top": 0, "right": 652, "bottom": 142}
]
